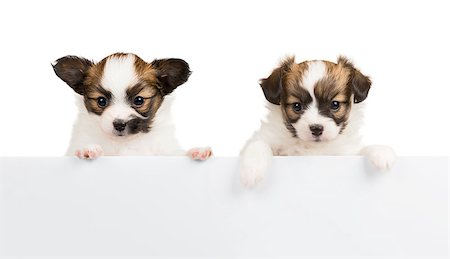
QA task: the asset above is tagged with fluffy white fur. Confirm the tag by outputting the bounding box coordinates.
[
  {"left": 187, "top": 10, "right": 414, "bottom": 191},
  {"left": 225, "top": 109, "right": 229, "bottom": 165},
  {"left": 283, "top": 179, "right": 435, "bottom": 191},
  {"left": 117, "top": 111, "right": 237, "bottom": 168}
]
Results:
[
  {"left": 102, "top": 54, "right": 140, "bottom": 95},
  {"left": 240, "top": 60, "right": 396, "bottom": 187}
]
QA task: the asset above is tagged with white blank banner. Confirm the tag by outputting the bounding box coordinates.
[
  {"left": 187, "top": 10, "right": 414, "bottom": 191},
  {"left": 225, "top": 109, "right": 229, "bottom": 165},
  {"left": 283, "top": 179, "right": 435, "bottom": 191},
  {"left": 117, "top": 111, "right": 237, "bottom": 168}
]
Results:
[{"left": 0, "top": 156, "right": 448, "bottom": 258}]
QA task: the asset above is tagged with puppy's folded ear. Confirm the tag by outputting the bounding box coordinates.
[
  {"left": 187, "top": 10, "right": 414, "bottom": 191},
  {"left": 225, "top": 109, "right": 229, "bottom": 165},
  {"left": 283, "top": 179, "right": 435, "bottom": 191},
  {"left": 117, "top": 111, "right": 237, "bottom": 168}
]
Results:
[
  {"left": 351, "top": 70, "right": 371, "bottom": 103},
  {"left": 260, "top": 67, "right": 282, "bottom": 105},
  {"left": 151, "top": 58, "right": 191, "bottom": 95},
  {"left": 52, "top": 56, "right": 93, "bottom": 95},
  {"left": 338, "top": 56, "right": 371, "bottom": 103},
  {"left": 260, "top": 56, "right": 295, "bottom": 105}
]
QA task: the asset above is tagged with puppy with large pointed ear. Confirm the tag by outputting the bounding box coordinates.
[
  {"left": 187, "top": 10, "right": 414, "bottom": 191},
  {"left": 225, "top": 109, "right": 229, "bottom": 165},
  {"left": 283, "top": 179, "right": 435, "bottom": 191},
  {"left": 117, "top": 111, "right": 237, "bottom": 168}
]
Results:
[
  {"left": 240, "top": 55, "right": 395, "bottom": 188},
  {"left": 53, "top": 55, "right": 191, "bottom": 97},
  {"left": 150, "top": 58, "right": 191, "bottom": 96},
  {"left": 52, "top": 53, "right": 211, "bottom": 161},
  {"left": 52, "top": 56, "right": 94, "bottom": 95}
]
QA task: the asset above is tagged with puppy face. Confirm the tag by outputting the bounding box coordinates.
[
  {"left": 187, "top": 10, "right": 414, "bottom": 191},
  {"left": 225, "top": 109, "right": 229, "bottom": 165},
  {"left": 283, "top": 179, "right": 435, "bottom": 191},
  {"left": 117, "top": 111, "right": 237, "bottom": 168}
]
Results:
[
  {"left": 53, "top": 53, "right": 190, "bottom": 138},
  {"left": 260, "top": 56, "right": 371, "bottom": 142}
]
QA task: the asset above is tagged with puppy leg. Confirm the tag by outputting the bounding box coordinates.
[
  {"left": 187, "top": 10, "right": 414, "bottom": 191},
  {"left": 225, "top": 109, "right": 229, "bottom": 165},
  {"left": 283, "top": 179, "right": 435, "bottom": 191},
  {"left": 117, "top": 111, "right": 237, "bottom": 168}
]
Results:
[
  {"left": 187, "top": 147, "right": 213, "bottom": 161},
  {"left": 74, "top": 144, "right": 104, "bottom": 160},
  {"left": 240, "top": 140, "right": 273, "bottom": 188},
  {"left": 360, "top": 145, "right": 396, "bottom": 171}
]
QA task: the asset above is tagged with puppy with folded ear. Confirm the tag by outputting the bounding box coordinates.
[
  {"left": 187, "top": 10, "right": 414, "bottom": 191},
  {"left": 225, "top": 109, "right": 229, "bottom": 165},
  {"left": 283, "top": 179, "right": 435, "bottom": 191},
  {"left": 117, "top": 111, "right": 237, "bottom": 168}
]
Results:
[
  {"left": 240, "top": 56, "right": 395, "bottom": 187},
  {"left": 53, "top": 52, "right": 211, "bottom": 160}
]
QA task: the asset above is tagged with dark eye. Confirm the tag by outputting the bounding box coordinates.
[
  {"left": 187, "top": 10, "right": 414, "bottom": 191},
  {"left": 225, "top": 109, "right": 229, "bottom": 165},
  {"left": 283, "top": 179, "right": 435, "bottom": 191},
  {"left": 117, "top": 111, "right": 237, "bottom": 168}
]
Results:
[
  {"left": 133, "top": 96, "right": 145, "bottom": 106},
  {"left": 330, "top": 101, "right": 340, "bottom": 111},
  {"left": 97, "top": 97, "right": 108, "bottom": 108},
  {"left": 292, "top": 103, "right": 302, "bottom": 112}
]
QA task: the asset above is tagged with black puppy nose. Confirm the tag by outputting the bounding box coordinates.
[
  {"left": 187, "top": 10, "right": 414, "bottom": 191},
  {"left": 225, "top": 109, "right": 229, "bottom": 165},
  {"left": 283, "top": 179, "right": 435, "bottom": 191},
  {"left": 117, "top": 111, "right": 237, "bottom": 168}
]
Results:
[
  {"left": 309, "top": 124, "right": 324, "bottom": 137},
  {"left": 113, "top": 120, "right": 127, "bottom": 132}
]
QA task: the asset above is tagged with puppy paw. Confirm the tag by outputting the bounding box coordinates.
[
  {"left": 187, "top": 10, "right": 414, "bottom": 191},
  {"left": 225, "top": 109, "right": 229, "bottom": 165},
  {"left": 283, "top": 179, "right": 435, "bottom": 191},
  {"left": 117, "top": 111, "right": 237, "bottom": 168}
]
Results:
[
  {"left": 187, "top": 147, "right": 212, "bottom": 161},
  {"left": 239, "top": 140, "right": 272, "bottom": 188},
  {"left": 361, "top": 145, "right": 396, "bottom": 171},
  {"left": 75, "top": 145, "right": 104, "bottom": 160},
  {"left": 240, "top": 163, "right": 266, "bottom": 188}
]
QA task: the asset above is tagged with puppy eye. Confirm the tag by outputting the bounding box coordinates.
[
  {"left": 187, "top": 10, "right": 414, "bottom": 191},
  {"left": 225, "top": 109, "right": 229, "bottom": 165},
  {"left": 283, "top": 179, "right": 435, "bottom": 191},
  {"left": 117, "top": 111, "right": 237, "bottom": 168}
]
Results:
[
  {"left": 292, "top": 103, "right": 302, "bottom": 113},
  {"left": 330, "top": 101, "right": 340, "bottom": 111},
  {"left": 97, "top": 97, "right": 108, "bottom": 108},
  {"left": 133, "top": 96, "right": 145, "bottom": 107}
]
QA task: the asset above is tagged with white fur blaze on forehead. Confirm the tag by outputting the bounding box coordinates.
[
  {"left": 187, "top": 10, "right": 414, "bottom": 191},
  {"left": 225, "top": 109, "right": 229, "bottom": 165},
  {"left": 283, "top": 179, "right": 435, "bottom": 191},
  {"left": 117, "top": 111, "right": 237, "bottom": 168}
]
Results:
[
  {"left": 301, "top": 61, "right": 327, "bottom": 94},
  {"left": 101, "top": 54, "right": 139, "bottom": 95}
]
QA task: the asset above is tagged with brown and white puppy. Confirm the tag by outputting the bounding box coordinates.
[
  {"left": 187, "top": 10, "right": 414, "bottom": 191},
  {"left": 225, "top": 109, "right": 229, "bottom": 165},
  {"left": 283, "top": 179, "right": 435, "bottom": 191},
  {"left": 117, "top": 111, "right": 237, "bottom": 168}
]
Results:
[
  {"left": 240, "top": 56, "right": 395, "bottom": 187},
  {"left": 53, "top": 52, "right": 211, "bottom": 160}
]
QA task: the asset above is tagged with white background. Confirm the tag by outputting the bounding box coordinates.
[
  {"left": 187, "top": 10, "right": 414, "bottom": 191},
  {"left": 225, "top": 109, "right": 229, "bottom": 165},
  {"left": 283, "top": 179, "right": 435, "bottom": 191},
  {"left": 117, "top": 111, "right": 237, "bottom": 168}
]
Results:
[{"left": 0, "top": 0, "right": 449, "bottom": 156}]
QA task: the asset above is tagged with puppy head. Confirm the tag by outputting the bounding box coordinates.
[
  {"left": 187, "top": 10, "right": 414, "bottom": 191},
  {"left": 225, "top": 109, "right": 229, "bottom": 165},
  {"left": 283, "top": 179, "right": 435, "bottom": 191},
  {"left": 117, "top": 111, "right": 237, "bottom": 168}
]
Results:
[
  {"left": 53, "top": 53, "right": 190, "bottom": 138},
  {"left": 260, "top": 56, "right": 371, "bottom": 142}
]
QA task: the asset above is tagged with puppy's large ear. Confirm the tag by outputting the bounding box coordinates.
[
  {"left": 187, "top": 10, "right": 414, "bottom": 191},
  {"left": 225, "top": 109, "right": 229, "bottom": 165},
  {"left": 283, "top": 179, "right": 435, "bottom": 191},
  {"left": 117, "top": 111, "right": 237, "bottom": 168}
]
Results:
[
  {"left": 338, "top": 56, "right": 371, "bottom": 103},
  {"left": 52, "top": 56, "right": 93, "bottom": 95},
  {"left": 151, "top": 58, "right": 191, "bottom": 95},
  {"left": 260, "top": 56, "right": 295, "bottom": 105},
  {"left": 260, "top": 67, "right": 282, "bottom": 105}
]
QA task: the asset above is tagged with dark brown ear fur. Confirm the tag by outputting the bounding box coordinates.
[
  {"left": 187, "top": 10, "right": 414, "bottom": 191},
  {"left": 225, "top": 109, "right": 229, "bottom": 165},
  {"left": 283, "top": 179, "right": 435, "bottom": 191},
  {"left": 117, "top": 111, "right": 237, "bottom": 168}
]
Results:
[
  {"left": 52, "top": 56, "right": 93, "bottom": 95},
  {"left": 338, "top": 56, "right": 371, "bottom": 103},
  {"left": 260, "top": 56, "right": 295, "bottom": 105},
  {"left": 260, "top": 67, "right": 282, "bottom": 104},
  {"left": 151, "top": 58, "right": 191, "bottom": 95}
]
